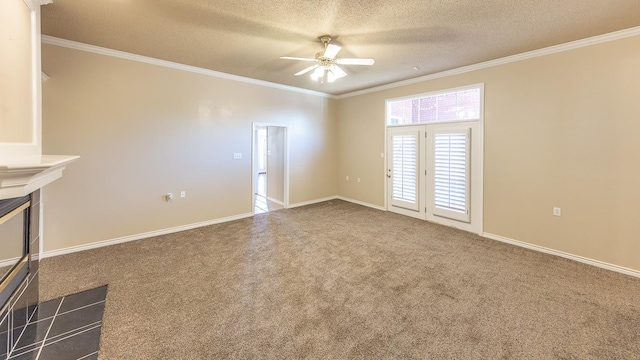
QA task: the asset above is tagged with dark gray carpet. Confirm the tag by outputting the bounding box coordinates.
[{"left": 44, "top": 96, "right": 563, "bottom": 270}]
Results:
[{"left": 40, "top": 200, "right": 640, "bottom": 359}]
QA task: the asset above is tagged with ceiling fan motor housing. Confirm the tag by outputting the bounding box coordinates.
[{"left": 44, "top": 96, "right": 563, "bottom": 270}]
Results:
[
  {"left": 279, "top": 34, "right": 374, "bottom": 81},
  {"left": 316, "top": 36, "right": 335, "bottom": 61},
  {"left": 315, "top": 52, "right": 336, "bottom": 64}
]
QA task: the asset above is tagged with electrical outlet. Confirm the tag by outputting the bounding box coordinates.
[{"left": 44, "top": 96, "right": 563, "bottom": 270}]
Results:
[
  {"left": 553, "top": 207, "right": 561, "bottom": 216},
  {"left": 380, "top": 153, "right": 384, "bottom": 158},
  {"left": 357, "top": 178, "right": 361, "bottom": 183},
  {"left": 233, "top": 153, "right": 242, "bottom": 160},
  {"left": 180, "top": 191, "right": 186, "bottom": 198},
  {"left": 346, "top": 176, "right": 349, "bottom": 181}
]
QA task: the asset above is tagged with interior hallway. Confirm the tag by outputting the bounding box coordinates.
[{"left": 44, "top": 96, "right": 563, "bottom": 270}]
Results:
[{"left": 254, "top": 173, "right": 284, "bottom": 214}]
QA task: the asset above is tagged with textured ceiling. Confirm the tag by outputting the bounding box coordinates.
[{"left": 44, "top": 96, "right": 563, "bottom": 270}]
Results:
[{"left": 41, "top": 0, "right": 640, "bottom": 95}]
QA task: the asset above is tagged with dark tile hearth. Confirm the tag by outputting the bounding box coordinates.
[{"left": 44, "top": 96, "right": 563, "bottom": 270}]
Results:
[{"left": 3, "top": 286, "right": 107, "bottom": 360}]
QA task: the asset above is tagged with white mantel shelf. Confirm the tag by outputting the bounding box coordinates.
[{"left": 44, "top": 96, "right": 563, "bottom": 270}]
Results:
[{"left": 0, "top": 155, "right": 79, "bottom": 200}]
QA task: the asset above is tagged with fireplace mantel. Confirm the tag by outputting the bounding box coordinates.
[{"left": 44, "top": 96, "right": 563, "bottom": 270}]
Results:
[{"left": 0, "top": 155, "right": 79, "bottom": 200}]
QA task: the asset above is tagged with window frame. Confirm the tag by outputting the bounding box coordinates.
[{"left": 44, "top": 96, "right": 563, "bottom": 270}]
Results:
[
  {"left": 384, "top": 83, "right": 484, "bottom": 235},
  {"left": 385, "top": 83, "right": 484, "bottom": 127}
]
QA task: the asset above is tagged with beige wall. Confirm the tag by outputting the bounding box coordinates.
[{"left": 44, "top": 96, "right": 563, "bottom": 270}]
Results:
[
  {"left": 337, "top": 35, "right": 640, "bottom": 271},
  {"left": 41, "top": 33, "right": 640, "bottom": 273},
  {"left": 0, "top": 0, "right": 33, "bottom": 143},
  {"left": 41, "top": 44, "right": 337, "bottom": 251}
]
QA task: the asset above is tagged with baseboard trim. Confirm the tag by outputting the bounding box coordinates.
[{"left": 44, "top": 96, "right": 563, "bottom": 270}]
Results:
[
  {"left": 266, "top": 197, "right": 285, "bottom": 206},
  {"left": 336, "top": 196, "right": 386, "bottom": 211},
  {"left": 0, "top": 257, "right": 20, "bottom": 268},
  {"left": 287, "top": 196, "right": 339, "bottom": 209},
  {"left": 482, "top": 232, "right": 640, "bottom": 279},
  {"left": 42, "top": 212, "right": 254, "bottom": 259}
]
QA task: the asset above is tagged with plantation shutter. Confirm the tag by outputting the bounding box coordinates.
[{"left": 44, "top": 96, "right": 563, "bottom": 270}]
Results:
[
  {"left": 390, "top": 129, "right": 420, "bottom": 211},
  {"left": 432, "top": 128, "right": 470, "bottom": 222}
]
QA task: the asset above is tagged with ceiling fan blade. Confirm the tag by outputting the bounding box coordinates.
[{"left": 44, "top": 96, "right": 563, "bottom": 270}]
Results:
[
  {"left": 280, "top": 56, "right": 317, "bottom": 62},
  {"left": 330, "top": 65, "right": 347, "bottom": 78},
  {"left": 323, "top": 44, "right": 341, "bottom": 59},
  {"left": 336, "top": 58, "right": 375, "bottom": 65},
  {"left": 294, "top": 64, "right": 320, "bottom": 76}
]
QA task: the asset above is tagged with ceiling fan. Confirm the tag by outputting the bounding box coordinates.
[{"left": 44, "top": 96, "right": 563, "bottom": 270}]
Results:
[{"left": 280, "top": 36, "right": 375, "bottom": 83}]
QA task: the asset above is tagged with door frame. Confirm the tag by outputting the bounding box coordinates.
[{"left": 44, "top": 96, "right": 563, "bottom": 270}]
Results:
[
  {"left": 251, "top": 122, "right": 289, "bottom": 214},
  {"left": 384, "top": 121, "right": 484, "bottom": 234}
]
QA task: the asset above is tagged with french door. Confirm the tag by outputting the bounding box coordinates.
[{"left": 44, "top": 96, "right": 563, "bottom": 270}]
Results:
[
  {"left": 387, "top": 126, "right": 425, "bottom": 219},
  {"left": 387, "top": 123, "right": 479, "bottom": 231},
  {"left": 431, "top": 126, "right": 471, "bottom": 223}
]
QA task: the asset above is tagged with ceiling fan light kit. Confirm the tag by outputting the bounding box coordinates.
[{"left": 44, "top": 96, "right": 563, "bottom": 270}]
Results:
[{"left": 280, "top": 35, "right": 375, "bottom": 84}]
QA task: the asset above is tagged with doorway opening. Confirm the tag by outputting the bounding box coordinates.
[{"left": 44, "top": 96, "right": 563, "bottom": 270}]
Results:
[{"left": 252, "top": 123, "right": 289, "bottom": 214}]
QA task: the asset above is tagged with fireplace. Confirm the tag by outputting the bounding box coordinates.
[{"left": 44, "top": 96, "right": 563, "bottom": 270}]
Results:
[
  {"left": 0, "top": 191, "right": 40, "bottom": 360},
  {"left": 0, "top": 195, "right": 31, "bottom": 309},
  {"left": 0, "top": 0, "right": 79, "bottom": 357}
]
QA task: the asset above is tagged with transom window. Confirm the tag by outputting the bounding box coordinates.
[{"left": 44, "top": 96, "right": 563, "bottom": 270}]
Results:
[{"left": 387, "top": 85, "right": 482, "bottom": 125}]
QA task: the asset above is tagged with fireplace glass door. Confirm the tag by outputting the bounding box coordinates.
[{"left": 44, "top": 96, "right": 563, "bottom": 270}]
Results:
[{"left": 0, "top": 196, "right": 30, "bottom": 308}]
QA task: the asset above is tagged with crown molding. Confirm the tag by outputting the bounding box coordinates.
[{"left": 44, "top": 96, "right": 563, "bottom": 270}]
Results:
[
  {"left": 337, "top": 26, "right": 640, "bottom": 99},
  {"left": 22, "top": 0, "right": 51, "bottom": 10},
  {"left": 42, "top": 26, "right": 640, "bottom": 101},
  {"left": 41, "top": 36, "right": 336, "bottom": 99},
  {"left": 22, "top": 0, "right": 36, "bottom": 10}
]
